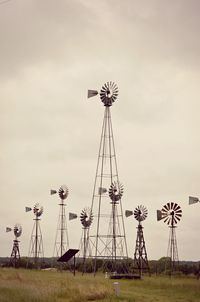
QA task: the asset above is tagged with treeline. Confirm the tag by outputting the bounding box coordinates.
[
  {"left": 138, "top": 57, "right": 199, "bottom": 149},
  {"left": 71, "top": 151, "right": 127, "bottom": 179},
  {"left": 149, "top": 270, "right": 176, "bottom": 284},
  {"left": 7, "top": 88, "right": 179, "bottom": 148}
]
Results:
[{"left": 0, "top": 256, "right": 199, "bottom": 276}]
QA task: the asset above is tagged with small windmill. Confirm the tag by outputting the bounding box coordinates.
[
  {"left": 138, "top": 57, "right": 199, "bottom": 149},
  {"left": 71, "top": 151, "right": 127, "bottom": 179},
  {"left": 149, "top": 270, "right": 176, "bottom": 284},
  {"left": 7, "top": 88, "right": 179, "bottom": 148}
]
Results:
[
  {"left": 68, "top": 208, "right": 93, "bottom": 273},
  {"left": 26, "top": 203, "right": 44, "bottom": 267},
  {"left": 6, "top": 224, "right": 22, "bottom": 267},
  {"left": 125, "top": 205, "right": 150, "bottom": 277},
  {"left": 80, "top": 207, "right": 93, "bottom": 273},
  {"left": 157, "top": 202, "right": 182, "bottom": 274},
  {"left": 50, "top": 185, "right": 69, "bottom": 258}
]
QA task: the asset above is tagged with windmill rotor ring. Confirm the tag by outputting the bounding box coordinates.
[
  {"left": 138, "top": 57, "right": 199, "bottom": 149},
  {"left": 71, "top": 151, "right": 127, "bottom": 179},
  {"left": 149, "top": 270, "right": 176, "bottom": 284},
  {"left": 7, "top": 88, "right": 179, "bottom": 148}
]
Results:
[
  {"left": 58, "top": 185, "right": 69, "bottom": 200},
  {"left": 80, "top": 207, "right": 93, "bottom": 228},
  {"left": 100, "top": 82, "right": 118, "bottom": 106},
  {"left": 109, "top": 181, "right": 123, "bottom": 202},
  {"left": 134, "top": 205, "right": 148, "bottom": 222},
  {"left": 161, "top": 202, "right": 182, "bottom": 225},
  {"left": 14, "top": 223, "right": 22, "bottom": 237},
  {"left": 33, "top": 203, "right": 43, "bottom": 217}
]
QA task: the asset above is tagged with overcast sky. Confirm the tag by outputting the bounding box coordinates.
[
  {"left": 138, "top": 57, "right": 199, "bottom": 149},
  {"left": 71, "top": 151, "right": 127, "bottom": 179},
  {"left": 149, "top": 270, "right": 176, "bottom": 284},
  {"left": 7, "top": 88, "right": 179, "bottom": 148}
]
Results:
[{"left": 1, "top": 0, "right": 200, "bottom": 261}]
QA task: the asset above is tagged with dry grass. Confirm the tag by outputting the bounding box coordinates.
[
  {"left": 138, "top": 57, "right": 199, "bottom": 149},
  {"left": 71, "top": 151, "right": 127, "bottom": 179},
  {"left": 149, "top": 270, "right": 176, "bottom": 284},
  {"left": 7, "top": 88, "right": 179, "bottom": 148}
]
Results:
[{"left": 0, "top": 268, "right": 200, "bottom": 302}]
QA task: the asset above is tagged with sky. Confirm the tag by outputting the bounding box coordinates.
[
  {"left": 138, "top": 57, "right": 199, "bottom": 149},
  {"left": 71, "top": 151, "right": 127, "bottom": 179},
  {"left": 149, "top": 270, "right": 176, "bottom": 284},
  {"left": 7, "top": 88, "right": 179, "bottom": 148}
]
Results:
[{"left": 1, "top": 0, "right": 200, "bottom": 261}]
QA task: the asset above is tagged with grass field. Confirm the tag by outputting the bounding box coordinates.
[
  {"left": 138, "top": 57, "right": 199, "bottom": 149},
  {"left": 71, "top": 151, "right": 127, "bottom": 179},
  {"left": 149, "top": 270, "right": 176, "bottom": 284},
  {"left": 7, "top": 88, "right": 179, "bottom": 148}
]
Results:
[{"left": 0, "top": 268, "right": 200, "bottom": 302}]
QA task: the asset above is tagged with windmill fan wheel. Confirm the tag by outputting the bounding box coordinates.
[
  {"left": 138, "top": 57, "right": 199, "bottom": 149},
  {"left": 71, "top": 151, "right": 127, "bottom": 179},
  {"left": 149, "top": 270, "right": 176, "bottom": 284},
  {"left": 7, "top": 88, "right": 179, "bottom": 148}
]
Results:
[
  {"left": 161, "top": 202, "right": 182, "bottom": 225},
  {"left": 109, "top": 181, "right": 123, "bottom": 202},
  {"left": 14, "top": 223, "right": 22, "bottom": 237},
  {"left": 33, "top": 203, "right": 44, "bottom": 217},
  {"left": 100, "top": 82, "right": 118, "bottom": 106},
  {"left": 80, "top": 208, "right": 93, "bottom": 228},
  {"left": 58, "top": 185, "right": 69, "bottom": 200},
  {"left": 134, "top": 205, "right": 148, "bottom": 222}
]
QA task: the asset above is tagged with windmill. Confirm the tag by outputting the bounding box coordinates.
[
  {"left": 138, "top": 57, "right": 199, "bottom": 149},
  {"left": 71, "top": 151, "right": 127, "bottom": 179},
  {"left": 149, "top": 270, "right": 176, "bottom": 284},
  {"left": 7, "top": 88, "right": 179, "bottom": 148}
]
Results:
[
  {"left": 26, "top": 203, "right": 44, "bottom": 267},
  {"left": 125, "top": 205, "right": 150, "bottom": 276},
  {"left": 6, "top": 224, "right": 22, "bottom": 267},
  {"left": 50, "top": 185, "right": 69, "bottom": 258},
  {"left": 87, "top": 82, "right": 128, "bottom": 274},
  {"left": 157, "top": 202, "right": 182, "bottom": 274},
  {"left": 79, "top": 207, "right": 93, "bottom": 273}
]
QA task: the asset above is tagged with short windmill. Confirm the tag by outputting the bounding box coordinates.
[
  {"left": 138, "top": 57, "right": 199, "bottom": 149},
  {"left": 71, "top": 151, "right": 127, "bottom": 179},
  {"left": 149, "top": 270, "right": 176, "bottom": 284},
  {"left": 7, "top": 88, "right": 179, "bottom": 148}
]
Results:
[
  {"left": 68, "top": 207, "right": 93, "bottom": 273},
  {"left": 6, "top": 224, "right": 22, "bottom": 267},
  {"left": 157, "top": 202, "right": 182, "bottom": 274},
  {"left": 80, "top": 207, "right": 93, "bottom": 273},
  {"left": 50, "top": 185, "right": 69, "bottom": 258},
  {"left": 26, "top": 203, "right": 44, "bottom": 267},
  {"left": 125, "top": 205, "right": 150, "bottom": 276}
]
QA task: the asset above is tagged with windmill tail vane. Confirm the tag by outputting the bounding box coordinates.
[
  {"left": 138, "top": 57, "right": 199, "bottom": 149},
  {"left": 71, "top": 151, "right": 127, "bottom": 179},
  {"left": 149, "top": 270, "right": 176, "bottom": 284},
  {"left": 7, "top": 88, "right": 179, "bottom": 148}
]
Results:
[
  {"left": 69, "top": 212, "right": 78, "bottom": 221},
  {"left": 98, "top": 187, "right": 107, "bottom": 195},
  {"left": 88, "top": 90, "right": 98, "bottom": 98},
  {"left": 157, "top": 210, "right": 163, "bottom": 221},
  {"left": 125, "top": 210, "right": 133, "bottom": 218},
  {"left": 189, "top": 196, "right": 199, "bottom": 205},
  {"left": 50, "top": 189, "right": 57, "bottom": 195}
]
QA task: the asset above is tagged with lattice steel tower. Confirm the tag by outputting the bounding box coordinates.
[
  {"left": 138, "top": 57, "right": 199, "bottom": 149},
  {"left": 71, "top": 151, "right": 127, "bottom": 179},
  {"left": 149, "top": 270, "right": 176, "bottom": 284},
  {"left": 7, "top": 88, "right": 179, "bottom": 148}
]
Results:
[
  {"left": 157, "top": 202, "right": 182, "bottom": 274},
  {"left": 126, "top": 206, "right": 150, "bottom": 276},
  {"left": 6, "top": 224, "right": 22, "bottom": 268},
  {"left": 79, "top": 207, "right": 93, "bottom": 273},
  {"left": 26, "top": 203, "right": 44, "bottom": 267},
  {"left": 87, "top": 82, "right": 128, "bottom": 273},
  {"left": 50, "top": 185, "right": 69, "bottom": 258}
]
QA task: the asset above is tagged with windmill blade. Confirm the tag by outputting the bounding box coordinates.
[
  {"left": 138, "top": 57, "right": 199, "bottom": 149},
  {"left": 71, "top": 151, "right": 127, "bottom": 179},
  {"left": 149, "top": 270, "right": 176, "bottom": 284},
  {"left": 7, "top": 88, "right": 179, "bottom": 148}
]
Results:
[
  {"left": 189, "top": 196, "right": 199, "bottom": 205},
  {"left": 164, "top": 216, "right": 169, "bottom": 224},
  {"left": 125, "top": 210, "right": 133, "bottom": 217},
  {"left": 166, "top": 202, "right": 171, "bottom": 210},
  {"left": 175, "top": 209, "right": 182, "bottom": 214},
  {"left": 69, "top": 212, "right": 78, "bottom": 221},
  {"left": 87, "top": 90, "right": 98, "bottom": 98},
  {"left": 162, "top": 204, "right": 169, "bottom": 212},
  {"left": 173, "top": 216, "right": 178, "bottom": 224},
  {"left": 25, "top": 206, "right": 32, "bottom": 212},
  {"left": 6, "top": 227, "right": 12, "bottom": 232},
  {"left": 167, "top": 217, "right": 172, "bottom": 225}
]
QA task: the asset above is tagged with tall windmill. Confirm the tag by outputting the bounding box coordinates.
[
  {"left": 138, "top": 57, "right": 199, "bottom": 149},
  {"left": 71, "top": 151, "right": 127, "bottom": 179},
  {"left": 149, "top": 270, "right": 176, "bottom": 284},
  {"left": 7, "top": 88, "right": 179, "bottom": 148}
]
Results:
[
  {"left": 26, "top": 203, "right": 44, "bottom": 267},
  {"left": 50, "top": 185, "right": 69, "bottom": 258},
  {"left": 157, "top": 202, "right": 182, "bottom": 274},
  {"left": 125, "top": 205, "right": 150, "bottom": 276},
  {"left": 6, "top": 224, "right": 22, "bottom": 267},
  {"left": 87, "top": 82, "right": 128, "bottom": 273}
]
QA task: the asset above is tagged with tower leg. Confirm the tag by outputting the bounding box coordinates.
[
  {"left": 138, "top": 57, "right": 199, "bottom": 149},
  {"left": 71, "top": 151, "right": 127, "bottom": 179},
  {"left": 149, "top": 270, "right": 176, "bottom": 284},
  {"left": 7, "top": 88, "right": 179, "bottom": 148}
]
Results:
[
  {"left": 133, "top": 224, "right": 150, "bottom": 277},
  {"left": 166, "top": 226, "right": 179, "bottom": 275},
  {"left": 27, "top": 218, "right": 44, "bottom": 268},
  {"left": 10, "top": 239, "right": 20, "bottom": 268},
  {"left": 88, "top": 106, "right": 128, "bottom": 274}
]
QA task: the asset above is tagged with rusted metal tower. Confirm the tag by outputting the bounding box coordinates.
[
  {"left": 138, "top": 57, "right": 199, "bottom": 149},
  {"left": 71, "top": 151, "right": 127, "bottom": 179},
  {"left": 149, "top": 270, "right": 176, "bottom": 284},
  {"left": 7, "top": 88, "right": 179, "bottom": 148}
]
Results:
[
  {"left": 87, "top": 82, "right": 128, "bottom": 273},
  {"left": 126, "top": 205, "right": 150, "bottom": 276},
  {"left": 157, "top": 202, "right": 182, "bottom": 274},
  {"left": 6, "top": 224, "right": 22, "bottom": 268}
]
